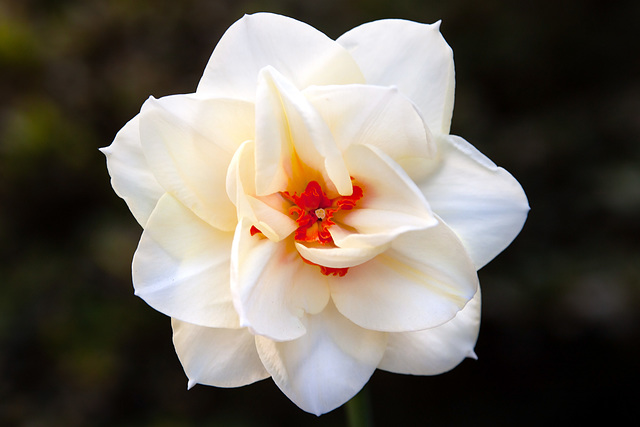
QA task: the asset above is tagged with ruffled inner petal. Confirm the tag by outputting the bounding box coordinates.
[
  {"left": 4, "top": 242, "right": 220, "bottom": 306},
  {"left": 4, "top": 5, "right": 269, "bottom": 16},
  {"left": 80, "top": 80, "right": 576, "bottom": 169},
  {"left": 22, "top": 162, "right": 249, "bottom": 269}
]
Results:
[
  {"left": 254, "top": 67, "right": 352, "bottom": 196},
  {"left": 295, "top": 241, "right": 388, "bottom": 269},
  {"left": 230, "top": 219, "right": 331, "bottom": 342},
  {"left": 226, "top": 140, "right": 297, "bottom": 242},
  {"left": 335, "top": 144, "right": 437, "bottom": 247},
  {"left": 304, "top": 84, "right": 436, "bottom": 181}
]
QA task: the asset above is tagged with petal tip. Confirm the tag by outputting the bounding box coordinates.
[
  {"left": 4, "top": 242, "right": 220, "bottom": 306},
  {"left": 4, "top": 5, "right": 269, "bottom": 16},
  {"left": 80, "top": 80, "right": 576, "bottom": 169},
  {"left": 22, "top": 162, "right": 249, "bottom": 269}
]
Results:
[
  {"left": 467, "top": 349, "right": 478, "bottom": 360},
  {"left": 187, "top": 379, "right": 197, "bottom": 390}
]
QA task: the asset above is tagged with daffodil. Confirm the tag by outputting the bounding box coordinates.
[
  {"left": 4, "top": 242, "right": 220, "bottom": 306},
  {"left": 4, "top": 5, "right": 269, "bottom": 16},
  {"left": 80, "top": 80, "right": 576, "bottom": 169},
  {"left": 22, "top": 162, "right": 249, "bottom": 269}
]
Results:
[{"left": 102, "top": 13, "right": 528, "bottom": 415}]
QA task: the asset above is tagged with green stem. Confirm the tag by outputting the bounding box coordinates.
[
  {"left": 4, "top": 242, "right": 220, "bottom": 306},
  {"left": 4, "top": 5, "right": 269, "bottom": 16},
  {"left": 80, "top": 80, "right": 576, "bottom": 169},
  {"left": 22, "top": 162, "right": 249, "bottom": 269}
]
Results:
[{"left": 345, "top": 386, "right": 373, "bottom": 427}]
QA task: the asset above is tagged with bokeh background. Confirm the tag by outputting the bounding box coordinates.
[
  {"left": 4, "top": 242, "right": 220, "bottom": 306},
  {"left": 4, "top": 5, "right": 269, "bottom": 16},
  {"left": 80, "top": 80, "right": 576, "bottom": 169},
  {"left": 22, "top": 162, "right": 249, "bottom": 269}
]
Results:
[{"left": 1, "top": 0, "right": 638, "bottom": 425}]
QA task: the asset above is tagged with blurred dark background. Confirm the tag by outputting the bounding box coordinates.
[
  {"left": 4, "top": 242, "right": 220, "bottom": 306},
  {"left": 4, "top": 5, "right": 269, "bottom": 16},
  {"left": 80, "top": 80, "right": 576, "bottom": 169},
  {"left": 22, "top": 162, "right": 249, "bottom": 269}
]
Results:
[{"left": 1, "top": 0, "right": 638, "bottom": 425}]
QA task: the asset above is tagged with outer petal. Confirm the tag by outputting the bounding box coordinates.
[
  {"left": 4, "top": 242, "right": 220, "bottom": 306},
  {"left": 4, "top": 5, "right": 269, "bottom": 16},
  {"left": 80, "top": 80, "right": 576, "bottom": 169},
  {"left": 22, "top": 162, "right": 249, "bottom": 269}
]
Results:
[
  {"left": 172, "top": 319, "right": 269, "bottom": 388},
  {"left": 197, "top": 13, "right": 364, "bottom": 100},
  {"left": 138, "top": 95, "right": 254, "bottom": 232},
  {"left": 337, "top": 19, "right": 455, "bottom": 134},
  {"left": 255, "top": 301, "right": 387, "bottom": 415},
  {"left": 100, "top": 115, "right": 164, "bottom": 227},
  {"left": 379, "top": 288, "right": 481, "bottom": 375},
  {"left": 418, "top": 134, "right": 530, "bottom": 269},
  {"left": 132, "top": 193, "right": 239, "bottom": 328},
  {"left": 330, "top": 219, "right": 478, "bottom": 332},
  {"left": 231, "top": 219, "right": 331, "bottom": 342},
  {"left": 304, "top": 84, "right": 436, "bottom": 181}
]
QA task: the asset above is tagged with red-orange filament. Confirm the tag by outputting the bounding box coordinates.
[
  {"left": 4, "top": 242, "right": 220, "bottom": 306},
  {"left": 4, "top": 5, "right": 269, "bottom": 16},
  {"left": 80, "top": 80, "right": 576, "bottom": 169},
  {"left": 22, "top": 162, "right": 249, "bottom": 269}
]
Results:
[
  {"left": 250, "top": 180, "right": 363, "bottom": 277},
  {"left": 301, "top": 257, "right": 349, "bottom": 277},
  {"left": 282, "top": 181, "right": 363, "bottom": 245}
]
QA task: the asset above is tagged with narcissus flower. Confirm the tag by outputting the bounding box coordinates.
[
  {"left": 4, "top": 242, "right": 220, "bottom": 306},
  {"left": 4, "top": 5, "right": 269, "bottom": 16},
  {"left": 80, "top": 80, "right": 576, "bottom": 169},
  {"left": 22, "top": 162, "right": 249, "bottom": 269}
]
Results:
[{"left": 102, "top": 13, "right": 528, "bottom": 415}]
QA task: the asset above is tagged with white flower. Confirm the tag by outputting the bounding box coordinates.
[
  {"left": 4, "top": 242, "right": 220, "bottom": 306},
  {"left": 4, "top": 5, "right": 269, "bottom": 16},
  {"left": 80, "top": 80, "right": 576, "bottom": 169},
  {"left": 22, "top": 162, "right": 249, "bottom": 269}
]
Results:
[{"left": 101, "top": 13, "right": 528, "bottom": 415}]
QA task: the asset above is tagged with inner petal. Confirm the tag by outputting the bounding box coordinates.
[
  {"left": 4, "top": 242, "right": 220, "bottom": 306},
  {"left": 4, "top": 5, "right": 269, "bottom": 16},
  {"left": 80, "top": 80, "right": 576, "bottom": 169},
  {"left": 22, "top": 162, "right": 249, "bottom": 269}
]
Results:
[{"left": 254, "top": 67, "right": 352, "bottom": 196}]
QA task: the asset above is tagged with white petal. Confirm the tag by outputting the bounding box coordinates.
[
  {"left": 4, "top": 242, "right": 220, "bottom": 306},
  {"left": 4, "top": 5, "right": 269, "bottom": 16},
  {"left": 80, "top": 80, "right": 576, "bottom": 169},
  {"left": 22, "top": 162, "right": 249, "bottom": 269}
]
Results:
[
  {"left": 418, "top": 135, "right": 530, "bottom": 269},
  {"left": 230, "top": 219, "right": 330, "bottom": 342},
  {"left": 255, "top": 302, "right": 387, "bottom": 415},
  {"left": 133, "top": 193, "right": 239, "bottom": 328},
  {"left": 253, "top": 67, "right": 294, "bottom": 195},
  {"left": 100, "top": 115, "right": 164, "bottom": 227},
  {"left": 331, "top": 219, "right": 478, "bottom": 332},
  {"left": 337, "top": 19, "right": 455, "bottom": 134},
  {"left": 295, "top": 241, "right": 388, "bottom": 269},
  {"left": 172, "top": 319, "right": 269, "bottom": 387},
  {"left": 197, "top": 13, "right": 364, "bottom": 100},
  {"left": 379, "top": 287, "right": 481, "bottom": 375},
  {"left": 255, "top": 67, "right": 352, "bottom": 196},
  {"left": 226, "top": 140, "right": 297, "bottom": 241},
  {"left": 336, "top": 144, "right": 437, "bottom": 247},
  {"left": 304, "top": 84, "right": 436, "bottom": 181},
  {"left": 138, "top": 95, "right": 254, "bottom": 232}
]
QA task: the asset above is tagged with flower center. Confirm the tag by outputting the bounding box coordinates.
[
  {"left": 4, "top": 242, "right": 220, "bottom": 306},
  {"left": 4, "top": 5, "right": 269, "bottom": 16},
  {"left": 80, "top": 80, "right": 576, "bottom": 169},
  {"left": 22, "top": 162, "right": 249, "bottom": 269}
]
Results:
[
  {"left": 283, "top": 180, "right": 363, "bottom": 276},
  {"left": 281, "top": 180, "right": 363, "bottom": 246},
  {"left": 250, "top": 180, "right": 363, "bottom": 277}
]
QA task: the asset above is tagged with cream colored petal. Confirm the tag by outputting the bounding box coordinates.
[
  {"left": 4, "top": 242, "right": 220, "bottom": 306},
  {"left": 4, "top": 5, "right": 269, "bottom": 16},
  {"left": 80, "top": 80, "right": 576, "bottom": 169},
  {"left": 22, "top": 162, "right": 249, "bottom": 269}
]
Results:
[
  {"left": 225, "top": 140, "right": 297, "bottom": 241},
  {"left": 304, "top": 84, "right": 436, "bottom": 181},
  {"left": 230, "top": 219, "right": 330, "bottom": 342},
  {"left": 418, "top": 134, "right": 530, "bottom": 269},
  {"left": 378, "top": 288, "right": 481, "bottom": 375},
  {"left": 100, "top": 115, "right": 164, "bottom": 227},
  {"left": 138, "top": 95, "right": 255, "bottom": 232},
  {"left": 255, "top": 67, "right": 352, "bottom": 196},
  {"left": 335, "top": 144, "right": 437, "bottom": 248},
  {"left": 295, "top": 241, "right": 388, "bottom": 269},
  {"left": 133, "top": 193, "right": 239, "bottom": 328},
  {"left": 330, "top": 219, "right": 478, "bottom": 332},
  {"left": 255, "top": 301, "right": 387, "bottom": 415},
  {"left": 337, "top": 19, "right": 455, "bottom": 134},
  {"left": 172, "top": 319, "right": 269, "bottom": 388},
  {"left": 197, "top": 13, "right": 364, "bottom": 100},
  {"left": 253, "top": 67, "right": 294, "bottom": 195}
]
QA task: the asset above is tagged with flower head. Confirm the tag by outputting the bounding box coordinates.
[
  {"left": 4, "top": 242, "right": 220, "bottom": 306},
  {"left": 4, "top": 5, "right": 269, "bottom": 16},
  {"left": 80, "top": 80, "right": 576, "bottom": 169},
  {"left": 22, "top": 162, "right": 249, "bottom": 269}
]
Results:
[{"left": 101, "top": 13, "right": 528, "bottom": 415}]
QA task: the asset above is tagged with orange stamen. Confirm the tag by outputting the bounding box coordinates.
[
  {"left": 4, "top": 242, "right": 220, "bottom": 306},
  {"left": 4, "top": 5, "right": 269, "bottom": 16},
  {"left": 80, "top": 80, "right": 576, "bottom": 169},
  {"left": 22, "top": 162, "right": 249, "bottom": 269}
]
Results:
[
  {"left": 281, "top": 181, "right": 363, "bottom": 246},
  {"left": 301, "top": 256, "right": 349, "bottom": 277},
  {"left": 250, "top": 180, "right": 363, "bottom": 277}
]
